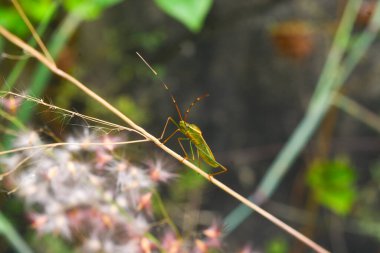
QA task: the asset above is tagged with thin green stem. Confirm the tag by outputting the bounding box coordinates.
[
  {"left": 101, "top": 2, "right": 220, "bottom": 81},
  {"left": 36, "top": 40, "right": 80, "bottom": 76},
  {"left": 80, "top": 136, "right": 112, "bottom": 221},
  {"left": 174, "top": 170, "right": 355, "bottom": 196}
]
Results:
[
  {"left": 153, "top": 190, "right": 181, "bottom": 238},
  {"left": 333, "top": 93, "right": 380, "bottom": 133},
  {"left": 223, "top": 0, "right": 380, "bottom": 234},
  {"left": 0, "top": 108, "right": 25, "bottom": 130},
  {"left": 255, "top": 0, "right": 362, "bottom": 204}
]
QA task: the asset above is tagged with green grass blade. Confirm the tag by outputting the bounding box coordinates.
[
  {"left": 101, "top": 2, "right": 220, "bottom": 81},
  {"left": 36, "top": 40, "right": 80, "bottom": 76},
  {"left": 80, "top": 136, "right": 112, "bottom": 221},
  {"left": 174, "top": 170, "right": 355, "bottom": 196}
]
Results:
[
  {"left": 0, "top": 211, "right": 34, "bottom": 253},
  {"left": 223, "top": 0, "right": 379, "bottom": 234}
]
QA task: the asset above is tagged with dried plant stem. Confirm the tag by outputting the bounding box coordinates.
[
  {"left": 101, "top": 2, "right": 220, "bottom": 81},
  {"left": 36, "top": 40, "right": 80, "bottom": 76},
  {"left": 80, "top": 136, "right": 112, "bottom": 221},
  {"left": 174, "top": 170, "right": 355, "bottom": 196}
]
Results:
[
  {"left": 0, "top": 26, "right": 329, "bottom": 253},
  {"left": 2, "top": 91, "right": 142, "bottom": 135},
  {"left": 11, "top": 0, "right": 55, "bottom": 66},
  {"left": 0, "top": 139, "right": 150, "bottom": 156},
  {"left": 0, "top": 155, "right": 31, "bottom": 179}
]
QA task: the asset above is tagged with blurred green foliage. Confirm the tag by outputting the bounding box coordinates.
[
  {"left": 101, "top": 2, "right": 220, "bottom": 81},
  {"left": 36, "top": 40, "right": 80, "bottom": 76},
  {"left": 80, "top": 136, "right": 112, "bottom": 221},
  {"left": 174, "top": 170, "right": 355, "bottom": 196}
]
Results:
[
  {"left": 265, "top": 237, "right": 288, "bottom": 253},
  {"left": 153, "top": 0, "right": 213, "bottom": 32},
  {"left": 130, "top": 31, "right": 167, "bottom": 53},
  {"left": 0, "top": 0, "right": 124, "bottom": 37},
  {"left": 55, "top": 84, "right": 149, "bottom": 125},
  {"left": 170, "top": 169, "right": 206, "bottom": 201},
  {"left": 30, "top": 234, "right": 77, "bottom": 253},
  {"left": 0, "top": 0, "right": 53, "bottom": 36},
  {"left": 307, "top": 157, "right": 357, "bottom": 216},
  {"left": 63, "top": 0, "right": 124, "bottom": 20},
  {"left": 113, "top": 95, "right": 149, "bottom": 124}
]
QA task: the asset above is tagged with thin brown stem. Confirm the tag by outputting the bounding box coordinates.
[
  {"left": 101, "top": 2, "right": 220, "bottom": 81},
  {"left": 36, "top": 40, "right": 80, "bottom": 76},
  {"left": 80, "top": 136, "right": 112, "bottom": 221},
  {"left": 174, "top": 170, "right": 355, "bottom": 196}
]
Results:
[
  {"left": 11, "top": 0, "right": 55, "bottom": 66},
  {"left": 3, "top": 91, "right": 141, "bottom": 135},
  {"left": 0, "top": 139, "right": 150, "bottom": 156}
]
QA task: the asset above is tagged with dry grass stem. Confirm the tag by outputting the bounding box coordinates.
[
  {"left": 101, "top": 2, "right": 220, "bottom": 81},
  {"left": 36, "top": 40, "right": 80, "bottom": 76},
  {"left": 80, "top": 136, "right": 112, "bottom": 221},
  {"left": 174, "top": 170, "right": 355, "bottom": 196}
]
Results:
[
  {"left": 11, "top": 0, "right": 55, "bottom": 66},
  {"left": 0, "top": 155, "right": 31, "bottom": 180},
  {"left": 0, "top": 139, "right": 150, "bottom": 156},
  {"left": 2, "top": 91, "right": 143, "bottom": 135}
]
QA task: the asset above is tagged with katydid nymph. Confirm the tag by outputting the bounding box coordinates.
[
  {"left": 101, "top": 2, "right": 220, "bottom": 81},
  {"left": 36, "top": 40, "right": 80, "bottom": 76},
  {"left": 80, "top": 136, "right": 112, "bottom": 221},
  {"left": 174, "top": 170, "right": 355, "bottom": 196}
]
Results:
[{"left": 136, "top": 52, "right": 228, "bottom": 177}]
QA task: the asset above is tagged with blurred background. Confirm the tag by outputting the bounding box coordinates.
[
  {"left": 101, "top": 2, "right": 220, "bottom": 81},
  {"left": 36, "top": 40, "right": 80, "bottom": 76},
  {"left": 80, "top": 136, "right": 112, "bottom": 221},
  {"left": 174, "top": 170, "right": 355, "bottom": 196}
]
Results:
[{"left": 1, "top": 0, "right": 380, "bottom": 252}]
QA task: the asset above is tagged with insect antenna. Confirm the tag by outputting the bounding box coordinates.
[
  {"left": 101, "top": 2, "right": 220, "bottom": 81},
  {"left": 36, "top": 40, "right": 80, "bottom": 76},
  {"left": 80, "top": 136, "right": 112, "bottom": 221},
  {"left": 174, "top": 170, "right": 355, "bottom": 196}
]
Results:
[
  {"left": 136, "top": 52, "right": 183, "bottom": 121},
  {"left": 184, "top": 93, "right": 209, "bottom": 121}
]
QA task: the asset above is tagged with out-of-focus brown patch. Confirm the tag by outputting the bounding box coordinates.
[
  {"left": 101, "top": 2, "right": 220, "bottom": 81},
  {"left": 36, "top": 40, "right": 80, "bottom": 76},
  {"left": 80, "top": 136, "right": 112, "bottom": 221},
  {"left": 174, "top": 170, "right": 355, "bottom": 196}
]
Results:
[
  {"left": 356, "top": 1, "right": 376, "bottom": 27},
  {"left": 271, "top": 20, "right": 314, "bottom": 60}
]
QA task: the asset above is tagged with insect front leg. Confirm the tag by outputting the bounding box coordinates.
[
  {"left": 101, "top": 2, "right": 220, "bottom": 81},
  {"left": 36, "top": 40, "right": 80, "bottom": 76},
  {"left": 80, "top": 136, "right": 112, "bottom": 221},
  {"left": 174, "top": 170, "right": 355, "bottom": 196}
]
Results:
[{"left": 159, "top": 117, "right": 180, "bottom": 144}]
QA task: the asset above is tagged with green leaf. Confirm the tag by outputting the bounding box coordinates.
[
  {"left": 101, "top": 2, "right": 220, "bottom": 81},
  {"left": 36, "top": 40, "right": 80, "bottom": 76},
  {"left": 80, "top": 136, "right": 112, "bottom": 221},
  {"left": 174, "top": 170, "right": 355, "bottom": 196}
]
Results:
[
  {"left": 306, "top": 157, "right": 357, "bottom": 216},
  {"left": 153, "top": 0, "right": 213, "bottom": 33},
  {"left": 113, "top": 95, "right": 149, "bottom": 124},
  {"left": 63, "top": 0, "right": 123, "bottom": 20},
  {"left": 0, "top": 0, "right": 54, "bottom": 36},
  {"left": 20, "top": 0, "right": 54, "bottom": 21},
  {"left": 0, "top": 8, "right": 27, "bottom": 36}
]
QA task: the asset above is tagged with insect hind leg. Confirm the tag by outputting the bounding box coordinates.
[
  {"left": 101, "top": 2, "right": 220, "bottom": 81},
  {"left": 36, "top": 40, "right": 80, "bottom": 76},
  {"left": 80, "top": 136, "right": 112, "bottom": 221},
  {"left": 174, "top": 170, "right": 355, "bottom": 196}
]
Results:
[
  {"left": 209, "top": 163, "right": 228, "bottom": 177},
  {"left": 195, "top": 149, "right": 227, "bottom": 178},
  {"left": 188, "top": 139, "right": 196, "bottom": 160},
  {"left": 178, "top": 137, "right": 191, "bottom": 161}
]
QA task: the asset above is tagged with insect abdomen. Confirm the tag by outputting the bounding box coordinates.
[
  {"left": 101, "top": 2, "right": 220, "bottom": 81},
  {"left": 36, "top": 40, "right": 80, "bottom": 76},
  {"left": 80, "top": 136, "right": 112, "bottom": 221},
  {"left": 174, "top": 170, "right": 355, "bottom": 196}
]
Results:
[
  {"left": 182, "top": 121, "right": 220, "bottom": 168},
  {"left": 188, "top": 132, "right": 219, "bottom": 168},
  {"left": 199, "top": 150, "right": 219, "bottom": 168}
]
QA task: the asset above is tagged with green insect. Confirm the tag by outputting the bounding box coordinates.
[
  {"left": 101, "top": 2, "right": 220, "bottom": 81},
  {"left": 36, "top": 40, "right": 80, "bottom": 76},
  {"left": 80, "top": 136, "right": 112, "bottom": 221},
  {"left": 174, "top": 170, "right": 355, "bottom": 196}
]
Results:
[{"left": 137, "top": 52, "right": 228, "bottom": 177}]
